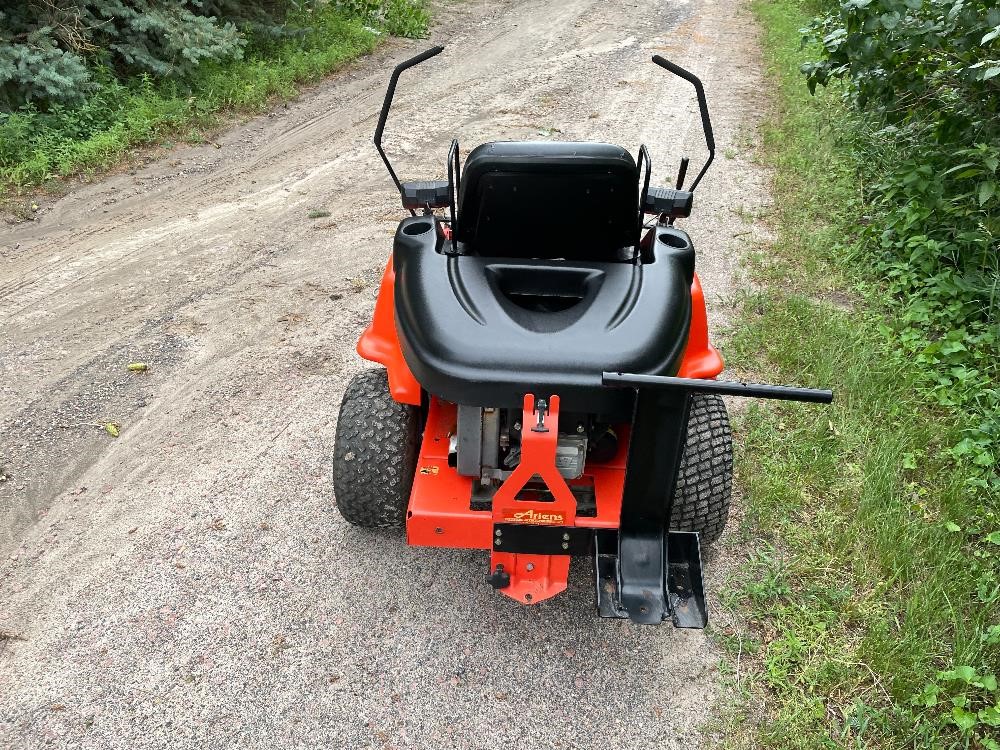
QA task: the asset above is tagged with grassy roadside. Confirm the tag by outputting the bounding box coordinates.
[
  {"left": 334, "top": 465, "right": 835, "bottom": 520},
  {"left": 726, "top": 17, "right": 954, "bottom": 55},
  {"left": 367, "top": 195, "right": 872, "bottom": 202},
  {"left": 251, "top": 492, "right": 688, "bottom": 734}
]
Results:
[
  {"left": 0, "top": 3, "right": 427, "bottom": 204},
  {"left": 714, "top": 0, "right": 1000, "bottom": 748}
]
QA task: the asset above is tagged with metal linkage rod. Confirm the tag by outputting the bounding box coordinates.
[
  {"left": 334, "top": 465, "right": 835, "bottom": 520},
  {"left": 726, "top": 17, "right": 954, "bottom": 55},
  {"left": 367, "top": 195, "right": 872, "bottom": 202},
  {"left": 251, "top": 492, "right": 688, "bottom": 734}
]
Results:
[{"left": 602, "top": 372, "right": 833, "bottom": 404}]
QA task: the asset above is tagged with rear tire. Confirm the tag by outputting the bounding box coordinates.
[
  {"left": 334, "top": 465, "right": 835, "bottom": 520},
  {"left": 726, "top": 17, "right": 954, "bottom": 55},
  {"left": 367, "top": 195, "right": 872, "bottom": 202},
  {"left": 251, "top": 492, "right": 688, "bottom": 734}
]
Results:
[
  {"left": 332, "top": 368, "right": 419, "bottom": 528},
  {"left": 669, "top": 393, "right": 733, "bottom": 544}
]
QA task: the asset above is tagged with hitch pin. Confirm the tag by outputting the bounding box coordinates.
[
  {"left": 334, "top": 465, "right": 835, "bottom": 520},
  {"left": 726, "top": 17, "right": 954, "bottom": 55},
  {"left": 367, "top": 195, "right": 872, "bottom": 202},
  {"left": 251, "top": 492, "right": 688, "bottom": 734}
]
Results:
[{"left": 531, "top": 398, "right": 549, "bottom": 433}]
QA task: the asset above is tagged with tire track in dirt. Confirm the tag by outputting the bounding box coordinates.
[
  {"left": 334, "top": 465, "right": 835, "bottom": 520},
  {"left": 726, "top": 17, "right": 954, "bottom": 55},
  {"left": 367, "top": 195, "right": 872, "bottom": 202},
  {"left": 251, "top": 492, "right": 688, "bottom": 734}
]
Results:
[{"left": 0, "top": 1, "right": 773, "bottom": 747}]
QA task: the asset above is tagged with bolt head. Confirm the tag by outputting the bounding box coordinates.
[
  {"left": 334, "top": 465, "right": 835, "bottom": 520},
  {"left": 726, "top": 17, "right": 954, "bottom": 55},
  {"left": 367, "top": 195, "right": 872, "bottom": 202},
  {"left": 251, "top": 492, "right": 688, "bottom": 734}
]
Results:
[
  {"left": 561, "top": 542, "right": 569, "bottom": 550},
  {"left": 562, "top": 532, "right": 571, "bottom": 541}
]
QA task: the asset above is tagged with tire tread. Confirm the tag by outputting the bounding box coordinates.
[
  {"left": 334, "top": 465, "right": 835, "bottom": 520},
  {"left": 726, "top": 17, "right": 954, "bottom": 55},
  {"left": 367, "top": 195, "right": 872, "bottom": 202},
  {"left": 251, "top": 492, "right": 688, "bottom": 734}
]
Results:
[
  {"left": 332, "top": 369, "right": 418, "bottom": 528},
  {"left": 670, "top": 393, "right": 733, "bottom": 544}
]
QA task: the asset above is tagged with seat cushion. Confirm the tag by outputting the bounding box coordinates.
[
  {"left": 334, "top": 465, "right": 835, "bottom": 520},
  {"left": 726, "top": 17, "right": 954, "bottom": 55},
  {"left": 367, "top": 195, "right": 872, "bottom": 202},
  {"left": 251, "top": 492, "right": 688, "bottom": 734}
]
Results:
[
  {"left": 392, "top": 222, "right": 693, "bottom": 413},
  {"left": 456, "top": 141, "right": 639, "bottom": 261}
]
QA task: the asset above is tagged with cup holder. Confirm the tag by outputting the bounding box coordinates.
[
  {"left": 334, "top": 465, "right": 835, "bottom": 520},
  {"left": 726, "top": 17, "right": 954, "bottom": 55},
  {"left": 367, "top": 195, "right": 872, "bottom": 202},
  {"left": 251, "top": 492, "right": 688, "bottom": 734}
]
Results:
[
  {"left": 657, "top": 232, "right": 689, "bottom": 249},
  {"left": 403, "top": 220, "right": 433, "bottom": 236}
]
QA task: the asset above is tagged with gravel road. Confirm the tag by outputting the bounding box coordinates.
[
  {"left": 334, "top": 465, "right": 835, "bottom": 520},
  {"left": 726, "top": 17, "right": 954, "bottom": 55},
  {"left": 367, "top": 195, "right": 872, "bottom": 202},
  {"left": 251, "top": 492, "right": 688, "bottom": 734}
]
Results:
[{"left": 0, "top": 0, "right": 772, "bottom": 746}]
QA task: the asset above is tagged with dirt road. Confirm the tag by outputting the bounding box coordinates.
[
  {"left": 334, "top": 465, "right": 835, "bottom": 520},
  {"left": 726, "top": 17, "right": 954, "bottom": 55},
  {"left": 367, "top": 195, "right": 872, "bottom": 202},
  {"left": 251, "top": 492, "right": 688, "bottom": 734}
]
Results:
[{"left": 0, "top": 0, "right": 770, "bottom": 746}]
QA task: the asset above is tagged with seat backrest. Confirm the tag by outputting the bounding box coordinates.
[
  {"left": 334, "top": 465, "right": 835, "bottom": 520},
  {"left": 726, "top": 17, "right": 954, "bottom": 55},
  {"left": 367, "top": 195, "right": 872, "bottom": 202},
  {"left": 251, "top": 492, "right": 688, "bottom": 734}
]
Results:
[{"left": 455, "top": 142, "right": 639, "bottom": 261}]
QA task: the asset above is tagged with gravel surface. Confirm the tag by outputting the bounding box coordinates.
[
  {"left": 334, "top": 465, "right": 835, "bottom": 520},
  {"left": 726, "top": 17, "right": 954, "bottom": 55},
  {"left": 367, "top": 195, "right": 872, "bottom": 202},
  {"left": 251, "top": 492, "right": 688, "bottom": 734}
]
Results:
[{"left": 0, "top": 0, "right": 773, "bottom": 746}]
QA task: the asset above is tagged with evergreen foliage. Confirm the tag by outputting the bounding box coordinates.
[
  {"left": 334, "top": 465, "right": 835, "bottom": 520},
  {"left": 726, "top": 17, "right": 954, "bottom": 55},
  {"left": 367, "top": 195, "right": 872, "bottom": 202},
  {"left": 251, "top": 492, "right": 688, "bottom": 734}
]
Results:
[
  {"left": 0, "top": 2, "right": 254, "bottom": 109},
  {"left": 0, "top": 2, "right": 427, "bottom": 110},
  {"left": 0, "top": 1, "right": 427, "bottom": 192}
]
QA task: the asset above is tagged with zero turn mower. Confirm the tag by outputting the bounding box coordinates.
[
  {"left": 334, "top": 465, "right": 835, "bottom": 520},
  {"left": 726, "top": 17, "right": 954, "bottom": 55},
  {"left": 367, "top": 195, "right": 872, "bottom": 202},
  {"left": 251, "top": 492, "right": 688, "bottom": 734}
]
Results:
[{"left": 332, "top": 47, "right": 832, "bottom": 625}]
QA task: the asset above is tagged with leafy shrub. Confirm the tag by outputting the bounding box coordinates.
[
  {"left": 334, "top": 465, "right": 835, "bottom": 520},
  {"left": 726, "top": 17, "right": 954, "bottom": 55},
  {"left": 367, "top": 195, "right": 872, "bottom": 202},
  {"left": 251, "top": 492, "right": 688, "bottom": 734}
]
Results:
[
  {"left": 802, "top": 0, "right": 999, "bottom": 494},
  {"left": 0, "top": 2, "right": 427, "bottom": 110},
  {"left": 803, "top": 0, "right": 1000, "bottom": 118},
  {"left": 333, "top": 0, "right": 429, "bottom": 36},
  {"left": 800, "top": 1, "right": 1000, "bottom": 745}
]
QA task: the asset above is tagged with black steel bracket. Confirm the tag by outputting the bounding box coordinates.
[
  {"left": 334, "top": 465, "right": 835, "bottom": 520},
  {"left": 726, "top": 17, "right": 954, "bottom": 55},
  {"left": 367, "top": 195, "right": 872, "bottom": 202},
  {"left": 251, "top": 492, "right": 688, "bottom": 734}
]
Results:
[
  {"left": 492, "top": 523, "right": 592, "bottom": 556},
  {"left": 595, "top": 530, "right": 707, "bottom": 627},
  {"left": 603, "top": 386, "right": 696, "bottom": 624},
  {"left": 594, "top": 371, "right": 831, "bottom": 625}
]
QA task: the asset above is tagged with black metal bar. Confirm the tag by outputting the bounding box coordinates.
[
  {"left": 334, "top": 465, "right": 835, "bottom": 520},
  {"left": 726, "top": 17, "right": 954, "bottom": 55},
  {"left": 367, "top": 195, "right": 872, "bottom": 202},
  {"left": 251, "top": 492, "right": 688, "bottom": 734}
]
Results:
[
  {"left": 675, "top": 156, "right": 689, "bottom": 190},
  {"left": 652, "top": 56, "right": 715, "bottom": 192},
  {"left": 636, "top": 144, "right": 652, "bottom": 254},
  {"left": 669, "top": 156, "right": 691, "bottom": 226},
  {"left": 447, "top": 138, "right": 460, "bottom": 254},
  {"left": 602, "top": 372, "right": 834, "bottom": 404},
  {"left": 616, "top": 387, "right": 691, "bottom": 624},
  {"left": 374, "top": 45, "right": 444, "bottom": 216}
]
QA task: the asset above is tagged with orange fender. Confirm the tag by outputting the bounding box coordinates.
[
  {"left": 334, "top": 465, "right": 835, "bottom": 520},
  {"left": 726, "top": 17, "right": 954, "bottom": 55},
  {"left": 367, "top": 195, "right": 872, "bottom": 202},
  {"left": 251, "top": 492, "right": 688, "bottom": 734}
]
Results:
[
  {"left": 356, "top": 255, "right": 422, "bottom": 405},
  {"left": 677, "top": 273, "right": 724, "bottom": 378}
]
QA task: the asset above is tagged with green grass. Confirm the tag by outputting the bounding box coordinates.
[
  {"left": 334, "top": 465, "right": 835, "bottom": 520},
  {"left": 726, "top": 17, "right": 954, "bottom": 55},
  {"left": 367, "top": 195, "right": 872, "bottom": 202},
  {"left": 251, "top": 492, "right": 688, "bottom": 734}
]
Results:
[
  {"left": 0, "top": 3, "right": 428, "bottom": 200},
  {"left": 714, "top": 1, "right": 1000, "bottom": 748}
]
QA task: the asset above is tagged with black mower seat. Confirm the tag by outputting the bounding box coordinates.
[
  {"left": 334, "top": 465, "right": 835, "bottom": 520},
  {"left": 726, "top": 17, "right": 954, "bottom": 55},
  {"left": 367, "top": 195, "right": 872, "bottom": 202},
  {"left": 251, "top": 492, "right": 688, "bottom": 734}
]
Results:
[
  {"left": 392, "top": 216, "right": 696, "bottom": 413},
  {"left": 455, "top": 141, "right": 639, "bottom": 261}
]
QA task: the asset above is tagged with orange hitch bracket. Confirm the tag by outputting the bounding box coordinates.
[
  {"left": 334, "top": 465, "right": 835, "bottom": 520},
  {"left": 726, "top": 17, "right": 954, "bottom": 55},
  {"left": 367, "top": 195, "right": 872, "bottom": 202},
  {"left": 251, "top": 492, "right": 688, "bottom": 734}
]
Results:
[{"left": 488, "top": 394, "right": 578, "bottom": 605}]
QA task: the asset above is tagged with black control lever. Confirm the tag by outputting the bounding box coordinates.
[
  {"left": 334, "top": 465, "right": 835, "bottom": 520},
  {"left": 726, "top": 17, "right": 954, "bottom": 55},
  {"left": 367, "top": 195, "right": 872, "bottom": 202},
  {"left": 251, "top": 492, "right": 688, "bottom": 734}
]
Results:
[
  {"left": 374, "top": 45, "right": 444, "bottom": 215},
  {"left": 675, "top": 156, "right": 689, "bottom": 190},
  {"left": 652, "top": 56, "right": 716, "bottom": 192}
]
